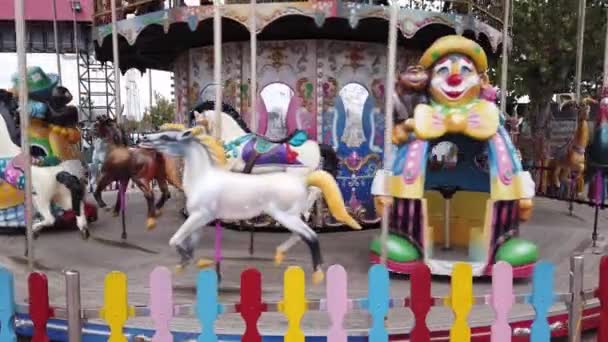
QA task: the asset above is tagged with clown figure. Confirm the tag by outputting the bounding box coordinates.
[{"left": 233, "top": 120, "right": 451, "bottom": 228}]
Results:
[{"left": 370, "top": 36, "right": 538, "bottom": 277}]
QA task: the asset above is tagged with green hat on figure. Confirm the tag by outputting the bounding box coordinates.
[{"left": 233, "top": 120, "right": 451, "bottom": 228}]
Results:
[{"left": 11, "top": 66, "right": 60, "bottom": 99}]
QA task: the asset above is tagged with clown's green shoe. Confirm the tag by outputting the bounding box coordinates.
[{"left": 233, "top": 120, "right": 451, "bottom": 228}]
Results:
[
  {"left": 495, "top": 237, "right": 538, "bottom": 266},
  {"left": 370, "top": 233, "right": 420, "bottom": 262}
]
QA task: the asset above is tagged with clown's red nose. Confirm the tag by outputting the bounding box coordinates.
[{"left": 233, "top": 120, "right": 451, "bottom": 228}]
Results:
[{"left": 447, "top": 74, "right": 463, "bottom": 86}]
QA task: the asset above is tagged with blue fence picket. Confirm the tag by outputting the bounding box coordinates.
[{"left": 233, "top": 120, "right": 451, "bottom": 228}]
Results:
[
  {"left": 196, "top": 269, "right": 221, "bottom": 342},
  {"left": 367, "top": 264, "right": 390, "bottom": 342},
  {"left": 528, "top": 261, "right": 555, "bottom": 342},
  {"left": 0, "top": 267, "right": 16, "bottom": 342}
]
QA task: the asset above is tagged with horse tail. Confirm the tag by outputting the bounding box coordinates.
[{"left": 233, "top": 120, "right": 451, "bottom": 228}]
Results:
[
  {"left": 319, "top": 144, "right": 338, "bottom": 177},
  {"left": 56, "top": 171, "right": 85, "bottom": 216},
  {"left": 306, "top": 170, "right": 361, "bottom": 230}
]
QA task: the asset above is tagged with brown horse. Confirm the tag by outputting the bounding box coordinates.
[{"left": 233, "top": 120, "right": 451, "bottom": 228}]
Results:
[
  {"left": 547, "top": 97, "right": 596, "bottom": 195},
  {"left": 92, "top": 116, "right": 182, "bottom": 238}
]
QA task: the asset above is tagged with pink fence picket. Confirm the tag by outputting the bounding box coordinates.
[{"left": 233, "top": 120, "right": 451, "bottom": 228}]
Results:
[
  {"left": 490, "top": 262, "right": 514, "bottom": 342},
  {"left": 150, "top": 266, "right": 174, "bottom": 342},
  {"left": 326, "top": 265, "right": 348, "bottom": 342}
]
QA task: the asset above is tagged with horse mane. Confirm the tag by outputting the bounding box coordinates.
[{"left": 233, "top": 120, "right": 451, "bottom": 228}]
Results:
[
  {"left": 190, "top": 128, "right": 227, "bottom": 166},
  {"left": 160, "top": 123, "right": 187, "bottom": 131},
  {"left": 159, "top": 123, "right": 227, "bottom": 166},
  {"left": 194, "top": 101, "right": 251, "bottom": 133}
]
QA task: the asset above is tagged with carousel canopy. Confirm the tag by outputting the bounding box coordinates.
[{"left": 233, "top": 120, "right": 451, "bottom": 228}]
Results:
[{"left": 93, "top": 2, "right": 507, "bottom": 73}]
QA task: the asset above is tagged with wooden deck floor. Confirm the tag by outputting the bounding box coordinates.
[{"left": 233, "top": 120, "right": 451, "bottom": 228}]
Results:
[{"left": 0, "top": 191, "right": 606, "bottom": 335}]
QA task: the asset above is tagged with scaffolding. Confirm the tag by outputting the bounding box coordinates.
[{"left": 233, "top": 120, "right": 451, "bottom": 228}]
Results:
[{"left": 78, "top": 49, "right": 117, "bottom": 120}]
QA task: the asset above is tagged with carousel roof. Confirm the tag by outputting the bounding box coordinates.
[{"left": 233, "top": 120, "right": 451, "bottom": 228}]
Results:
[{"left": 93, "top": 1, "right": 507, "bottom": 73}]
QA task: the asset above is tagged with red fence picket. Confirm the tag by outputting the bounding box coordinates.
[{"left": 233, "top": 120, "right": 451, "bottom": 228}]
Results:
[
  {"left": 238, "top": 268, "right": 266, "bottom": 342},
  {"left": 410, "top": 262, "right": 431, "bottom": 342},
  {"left": 28, "top": 272, "right": 53, "bottom": 342},
  {"left": 599, "top": 256, "right": 608, "bottom": 342}
]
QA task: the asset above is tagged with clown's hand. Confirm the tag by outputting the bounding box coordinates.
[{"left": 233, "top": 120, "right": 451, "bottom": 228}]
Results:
[
  {"left": 374, "top": 196, "right": 394, "bottom": 217},
  {"left": 371, "top": 169, "right": 394, "bottom": 216},
  {"left": 391, "top": 123, "right": 411, "bottom": 145},
  {"left": 519, "top": 199, "right": 533, "bottom": 222},
  {"left": 518, "top": 171, "right": 535, "bottom": 222}
]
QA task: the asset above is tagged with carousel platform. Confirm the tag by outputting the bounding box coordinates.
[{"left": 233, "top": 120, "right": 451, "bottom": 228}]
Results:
[{"left": 0, "top": 190, "right": 605, "bottom": 340}]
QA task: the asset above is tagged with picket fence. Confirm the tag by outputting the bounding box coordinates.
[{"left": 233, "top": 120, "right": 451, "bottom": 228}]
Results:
[{"left": 0, "top": 257, "right": 607, "bottom": 342}]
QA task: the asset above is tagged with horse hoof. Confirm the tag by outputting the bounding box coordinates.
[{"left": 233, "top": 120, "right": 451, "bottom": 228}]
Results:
[
  {"left": 81, "top": 229, "right": 90, "bottom": 240},
  {"left": 121, "top": 232, "right": 127, "bottom": 240},
  {"left": 33, "top": 231, "right": 40, "bottom": 240},
  {"left": 312, "top": 270, "right": 325, "bottom": 285},
  {"left": 146, "top": 218, "right": 157, "bottom": 230},
  {"left": 112, "top": 211, "right": 120, "bottom": 217},
  {"left": 274, "top": 251, "right": 285, "bottom": 266},
  {"left": 196, "top": 258, "right": 214, "bottom": 269},
  {"left": 155, "top": 209, "right": 162, "bottom": 217},
  {"left": 104, "top": 207, "right": 112, "bottom": 212}
]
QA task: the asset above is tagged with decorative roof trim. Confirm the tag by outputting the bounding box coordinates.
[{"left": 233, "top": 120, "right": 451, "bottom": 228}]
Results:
[{"left": 93, "top": 3, "right": 507, "bottom": 52}]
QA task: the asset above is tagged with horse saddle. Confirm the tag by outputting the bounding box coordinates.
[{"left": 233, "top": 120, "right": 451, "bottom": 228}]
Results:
[
  {"left": 0, "top": 154, "right": 26, "bottom": 191},
  {"left": 252, "top": 130, "right": 308, "bottom": 153}
]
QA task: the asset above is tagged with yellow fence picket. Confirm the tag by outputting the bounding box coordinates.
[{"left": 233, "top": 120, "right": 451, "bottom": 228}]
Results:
[
  {"left": 100, "top": 271, "right": 135, "bottom": 342},
  {"left": 279, "top": 266, "right": 307, "bottom": 342},
  {"left": 449, "top": 263, "right": 473, "bottom": 342}
]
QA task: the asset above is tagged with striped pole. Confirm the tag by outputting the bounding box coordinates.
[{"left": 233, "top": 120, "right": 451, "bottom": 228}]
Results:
[
  {"left": 213, "top": 0, "right": 223, "bottom": 137},
  {"left": 14, "top": 0, "right": 34, "bottom": 270},
  {"left": 499, "top": 0, "right": 511, "bottom": 115},
  {"left": 603, "top": 9, "right": 608, "bottom": 87},
  {"left": 248, "top": 0, "right": 258, "bottom": 256},
  {"left": 574, "top": 0, "right": 587, "bottom": 102},
  {"left": 213, "top": 0, "right": 223, "bottom": 277},
  {"left": 380, "top": 2, "right": 399, "bottom": 264},
  {"left": 52, "top": 0, "right": 62, "bottom": 84},
  {"left": 250, "top": 0, "right": 257, "bottom": 133},
  {"left": 111, "top": 0, "right": 122, "bottom": 122}
]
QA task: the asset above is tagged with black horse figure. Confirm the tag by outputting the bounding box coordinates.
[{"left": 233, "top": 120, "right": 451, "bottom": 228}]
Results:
[{"left": 0, "top": 89, "right": 20, "bottom": 146}]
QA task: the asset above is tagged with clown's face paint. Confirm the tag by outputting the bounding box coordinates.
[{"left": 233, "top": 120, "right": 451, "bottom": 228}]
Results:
[{"left": 429, "top": 54, "right": 482, "bottom": 106}]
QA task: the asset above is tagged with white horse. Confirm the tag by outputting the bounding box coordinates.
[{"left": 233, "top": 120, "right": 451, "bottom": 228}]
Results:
[
  {"left": 192, "top": 101, "right": 339, "bottom": 220},
  {"left": 141, "top": 126, "right": 361, "bottom": 284},
  {"left": 0, "top": 105, "right": 89, "bottom": 239},
  {"left": 88, "top": 137, "right": 108, "bottom": 193}
]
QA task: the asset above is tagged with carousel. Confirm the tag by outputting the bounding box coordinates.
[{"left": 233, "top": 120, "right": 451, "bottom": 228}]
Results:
[{"left": 92, "top": 0, "right": 508, "bottom": 227}]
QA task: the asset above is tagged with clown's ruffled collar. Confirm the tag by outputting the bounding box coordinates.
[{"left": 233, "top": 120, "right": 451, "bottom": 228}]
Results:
[{"left": 429, "top": 99, "right": 481, "bottom": 115}]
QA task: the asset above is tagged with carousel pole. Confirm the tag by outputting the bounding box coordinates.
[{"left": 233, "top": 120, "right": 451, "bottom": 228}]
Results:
[
  {"left": 149, "top": 69, "right": 153, "bottom": 111},
  {"left": 380, "top": 0, "right": 399, "bottom": 264},
  {"left": 570, "top": 0, "right": 587, "bottom": 216},
  {"left": 499, "top": 0, "right": 510, "bottom": 115},
  {"left": 14, "top": 0, "right": 34, "bottom": 270},
  {"left": 52, "top": 0, "right": 62, "bottom": 84},
  {"left": 591, "top": 8, "right": 608, "bottom": 251},
  {"left": 111, "top": 0, "right": 122, "bottom": 123},
  {"left": 574, "top": 0, "right": 587, "bottom": 102},
  {"left": 72, "top": 1, "right": 81, "bottom": 114},
  {"left": 248, "top": 0, "right": 257, "bottom": 256},
  {"left": 213, "top": 0, "right": 223, "bottom": 278}
]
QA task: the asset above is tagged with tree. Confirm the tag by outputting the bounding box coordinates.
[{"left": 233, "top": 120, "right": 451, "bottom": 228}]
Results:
[
  {"left": 506, "top": 0, "right": 607, "bottom": 135},
  {"left": 142, "top": 92, "right": 175, "bottom": 130}
]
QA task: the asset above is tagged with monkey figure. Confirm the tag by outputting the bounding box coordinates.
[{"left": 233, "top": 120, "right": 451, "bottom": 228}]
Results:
[{"left": 392, "top": 65, "right": 429, "bottom": 145}]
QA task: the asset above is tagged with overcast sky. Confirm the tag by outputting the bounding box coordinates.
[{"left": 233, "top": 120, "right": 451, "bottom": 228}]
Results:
[{"left": 0, "top": 52, "right": 173, "bottom": 120}]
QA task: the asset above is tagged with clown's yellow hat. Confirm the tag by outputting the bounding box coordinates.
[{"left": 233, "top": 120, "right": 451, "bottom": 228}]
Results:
[{"left": 419, "top": 35, "right": 488, "bottom": 72}]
